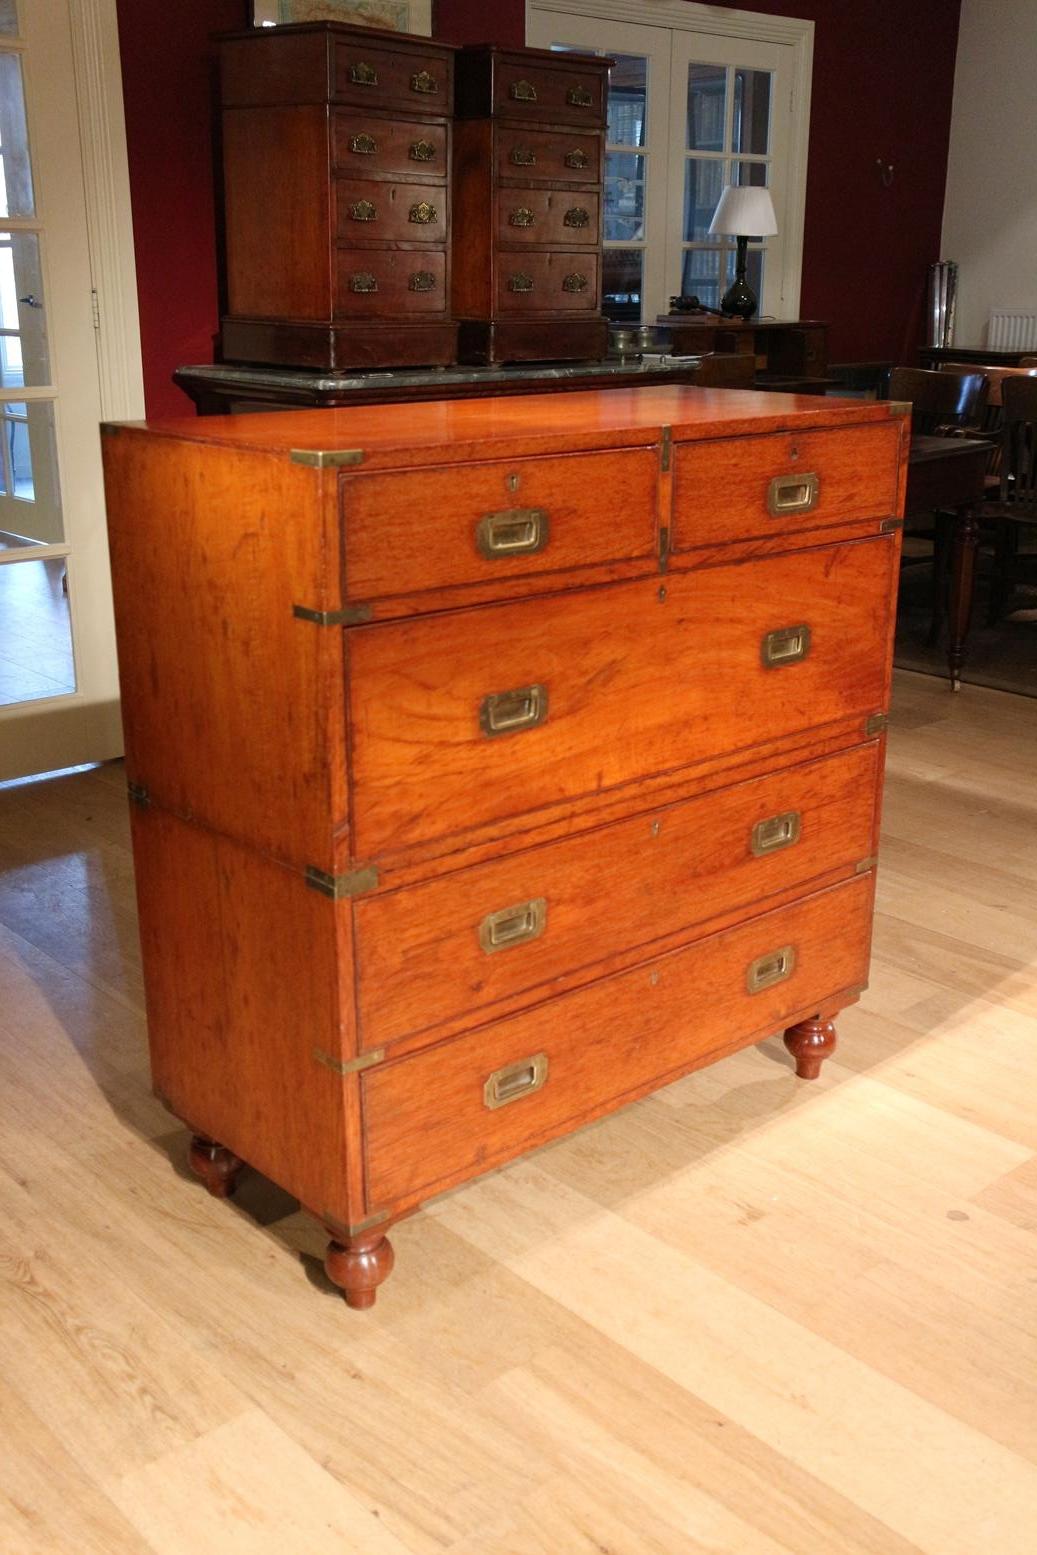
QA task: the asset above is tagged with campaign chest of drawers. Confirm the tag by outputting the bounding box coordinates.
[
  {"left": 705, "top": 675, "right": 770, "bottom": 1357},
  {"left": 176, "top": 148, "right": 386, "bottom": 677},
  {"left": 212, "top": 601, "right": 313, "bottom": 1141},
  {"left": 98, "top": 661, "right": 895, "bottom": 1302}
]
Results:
[
  {"left": 101, "top": 387, "right": 908, "bottom": 1309},
  {"left": 452, "top": 45, "right": 611, "bottom": 365},
  {"left": 218, "top": 22, "right": 457, "bottom": 371}
]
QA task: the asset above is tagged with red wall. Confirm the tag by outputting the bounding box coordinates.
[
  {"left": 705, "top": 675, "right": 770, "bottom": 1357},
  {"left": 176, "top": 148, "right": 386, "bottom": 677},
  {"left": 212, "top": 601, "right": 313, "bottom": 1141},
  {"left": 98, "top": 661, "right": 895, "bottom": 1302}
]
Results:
[{"left": 119, "top": 0, "right": 961, "bottom": 415}]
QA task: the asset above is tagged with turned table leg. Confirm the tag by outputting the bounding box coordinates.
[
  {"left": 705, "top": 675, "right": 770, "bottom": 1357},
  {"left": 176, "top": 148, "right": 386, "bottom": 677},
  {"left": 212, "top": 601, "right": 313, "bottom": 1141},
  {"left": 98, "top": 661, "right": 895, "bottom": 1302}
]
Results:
[
  {"left": 325, "top": 1230, "right": 395, "bottom": 1309},
  {"left": 188, "top": 1135, "right": 245, "bottom": 1198},
  {"left": 783, "top": 1017, "right": 837, "bottom": 1080}
]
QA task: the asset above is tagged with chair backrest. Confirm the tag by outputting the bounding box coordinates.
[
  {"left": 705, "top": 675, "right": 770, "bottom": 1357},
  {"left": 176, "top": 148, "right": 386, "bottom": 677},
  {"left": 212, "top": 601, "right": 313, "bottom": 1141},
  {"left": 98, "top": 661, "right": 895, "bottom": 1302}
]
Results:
[
  {"left": 889, "top": 366, "right": 989, "bottom": 434},
  {"left": 939, "top": 361, "right": 1037, "bottom": 411},
  {"left": 999, "top": 376, "right": 1037, "bottom": 505}
]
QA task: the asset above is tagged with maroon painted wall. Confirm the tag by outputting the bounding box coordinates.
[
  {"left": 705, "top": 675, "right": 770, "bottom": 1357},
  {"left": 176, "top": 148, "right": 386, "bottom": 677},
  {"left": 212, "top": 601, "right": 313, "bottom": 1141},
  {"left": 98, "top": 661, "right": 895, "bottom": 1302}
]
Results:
[{"left": 118, "top": 0, "right": 961, "bottom": 415}]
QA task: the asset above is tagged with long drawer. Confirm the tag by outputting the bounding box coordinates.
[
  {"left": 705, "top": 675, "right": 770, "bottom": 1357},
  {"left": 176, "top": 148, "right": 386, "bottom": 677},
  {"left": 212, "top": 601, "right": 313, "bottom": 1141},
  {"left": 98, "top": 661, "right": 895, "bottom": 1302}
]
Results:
[
  {"left": 346, "top": 536, "right": 896, "bottom": 857},
  {"left": 336, "top": 178, "right": 448, "bottom": 244},
  {"left": 335, "top": 250, "right": 448, "bottom": 316},
  {"left": 496, "top": 251, "right": 600, "bottom": 313},
  {"left": 495, "top": 188, "right": 601, "bottom": 247},
  {"left": 495, "top": 126, "right": 602, "bottom": 183},
  {"left": 362, "top": 873, "right": 873, "bottom": 1209},
  {"left": 333, "top": 114, "right": 448, "bottom": 179},
  {"left": 353, "top": 743, "right": 880, "bottom": 1051}
]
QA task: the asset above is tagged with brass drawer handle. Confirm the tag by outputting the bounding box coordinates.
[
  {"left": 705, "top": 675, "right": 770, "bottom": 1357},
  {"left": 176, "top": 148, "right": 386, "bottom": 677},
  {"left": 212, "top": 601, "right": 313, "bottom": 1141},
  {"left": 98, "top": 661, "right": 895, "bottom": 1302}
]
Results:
[
  {"left": 565, "top": 148, "right": 590, "bottom": 170},
  {"left": 564, "top": 206, "right": 590, "bottom": 228},
  {"left": 562, "top": 272, "right": 588, "bottom": 293},
  {"left": 511, "top": 146, "right": 536, "bottom": 166},
  {"left": 478, "top": 897, "right": 547, "bottom": 955},
  {"left": 567, "top": 85, "right": 594, "bottom": 108},
  {"left": 476, "top": 507, "right": 549, "bottom": 558},
  {"left": 409, "top": 270, "right": 436, "bottom": 293},
  {"left": 767, "top": 472, "right": 819, "bottom": 516},
  {"left": 410, "top": 69, "right": 438, "bottom": 94},
  {"left": 508, "top": 273, "right": 534, "bottom": 293},
  {"left": 349, "top": 199, "right": 377, "bottom": 222},
  {"left": 484, "top": 1052, "right": 548, "bottom": 1109},
  {"left": 410, "top": 139, "right": 436, "bottom": 162},
  {"left": 409, "top": 201, "right": 438, "bottom": 225},
  {"left": 349, "top": 61, "right": 378, "bottom": 87},
  {"left": 510, "top": 79, "right": 538, "bottom": 102},
  {"left": 510, "top": 207, "right": 535, "bottom": 228},
  {"left": 479, "top": 683, "right": 548, "bottom": 738},
  {"left": 750, "top": 810, "right": 802, "bottom": 856},
  {"left": 761, "top": 624, "right": 811, "bottom": 667},
  {"left": 350, "top": 132, "right": 376, "bottom": 155},
  {"left": 350, "top": 271, "right": 378, "bottom": 293},
  {"left": 746, "top": 945, "right": 796, "bottom": 994}
]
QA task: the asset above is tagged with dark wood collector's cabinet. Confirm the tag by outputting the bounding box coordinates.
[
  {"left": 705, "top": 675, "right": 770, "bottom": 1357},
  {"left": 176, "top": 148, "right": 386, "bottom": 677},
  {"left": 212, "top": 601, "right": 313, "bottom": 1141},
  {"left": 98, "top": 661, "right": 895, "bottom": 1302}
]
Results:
[{"left": 218, "top": 23, "right": 457, "bottom": 371}]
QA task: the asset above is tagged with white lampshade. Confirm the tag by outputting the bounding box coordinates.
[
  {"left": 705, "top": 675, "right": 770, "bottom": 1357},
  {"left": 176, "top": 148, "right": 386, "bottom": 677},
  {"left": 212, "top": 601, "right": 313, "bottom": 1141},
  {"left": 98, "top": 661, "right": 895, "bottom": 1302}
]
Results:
[{"left": 708, "top": 185, "right": 778, "bottom": 238}]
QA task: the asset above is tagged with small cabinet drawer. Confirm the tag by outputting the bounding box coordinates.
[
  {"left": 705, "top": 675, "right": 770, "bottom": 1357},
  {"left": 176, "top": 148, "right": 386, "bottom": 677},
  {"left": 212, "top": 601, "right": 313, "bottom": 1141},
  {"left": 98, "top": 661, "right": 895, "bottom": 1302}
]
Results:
[
  {"left": 333, "top": 114, "right": 448, "bottom": 178},
  {"left": 497, "top": 251, "right": 600, "bottom": 313},
  {"left": 671, "top": 422, "right": 902, "bottom": 552},
  {"left": 346, "top": 535, "right": 896, "bottom": 858},
  {"left": 492, "top": 60, "right": 605, "bottom": 125},
  {"left": 335, "top": 250, "right": 447, "bottom": 316},
  {"left": 353, "top": 744, "right": 880, "bottom": 1050},
  {"left": 495, "top": 127, "right": 602, "bottom": 183},
  {"left": 333, "top": 41, "right": 453, "bottom": 113},
  {"left": 496, "top": 188, "right": 600, "bottom": 247},
  {"left": 336, "top": 178, "right": 448, "bottom": 244},
  {"left": 362, "top": 874, "right": 873, "bottom": 1208},
  {"left": 340, "top": 446, "right": 658, "bottom": 603}
]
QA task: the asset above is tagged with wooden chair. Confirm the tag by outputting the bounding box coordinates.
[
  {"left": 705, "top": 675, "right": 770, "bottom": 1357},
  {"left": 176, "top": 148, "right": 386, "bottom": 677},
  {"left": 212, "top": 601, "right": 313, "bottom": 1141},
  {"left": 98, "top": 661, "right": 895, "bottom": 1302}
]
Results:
[{"left": 979, "top": 376, "right": 1037, "bottom": 624}]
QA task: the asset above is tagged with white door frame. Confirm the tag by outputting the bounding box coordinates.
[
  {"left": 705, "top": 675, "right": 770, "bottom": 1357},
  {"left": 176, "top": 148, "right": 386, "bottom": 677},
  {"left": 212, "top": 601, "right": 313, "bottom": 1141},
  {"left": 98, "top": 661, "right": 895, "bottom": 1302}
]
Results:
[{"left": 526, "top": 0, "right": 813, "bottom": 318}]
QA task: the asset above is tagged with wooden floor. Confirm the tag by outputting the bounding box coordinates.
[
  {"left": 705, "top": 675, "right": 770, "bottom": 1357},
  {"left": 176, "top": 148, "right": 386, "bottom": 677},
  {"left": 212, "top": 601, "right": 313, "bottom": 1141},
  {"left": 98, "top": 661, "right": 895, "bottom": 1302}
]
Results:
[{"left": 2, "top": 667, "right": 1037, "bottom": 1554}]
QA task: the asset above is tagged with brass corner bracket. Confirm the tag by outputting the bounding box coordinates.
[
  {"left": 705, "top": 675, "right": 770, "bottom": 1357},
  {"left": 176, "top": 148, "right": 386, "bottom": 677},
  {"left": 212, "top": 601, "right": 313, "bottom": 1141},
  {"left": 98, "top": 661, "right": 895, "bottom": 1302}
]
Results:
[
  {"left": 289, "top": 448, "right": 364, "bottom": 468},
  {"left": 305, "top": 864, "right": 379, "bottom": 900},
  {"left": 292, "top": 602, "right": 372, "bottom": 627}
]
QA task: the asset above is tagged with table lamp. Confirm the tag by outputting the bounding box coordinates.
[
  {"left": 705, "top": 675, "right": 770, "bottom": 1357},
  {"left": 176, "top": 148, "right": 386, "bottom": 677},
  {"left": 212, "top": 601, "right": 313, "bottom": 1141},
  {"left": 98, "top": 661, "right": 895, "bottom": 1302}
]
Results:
[{"left": 707, "top": 185, "right": 778, "bottom": 320}]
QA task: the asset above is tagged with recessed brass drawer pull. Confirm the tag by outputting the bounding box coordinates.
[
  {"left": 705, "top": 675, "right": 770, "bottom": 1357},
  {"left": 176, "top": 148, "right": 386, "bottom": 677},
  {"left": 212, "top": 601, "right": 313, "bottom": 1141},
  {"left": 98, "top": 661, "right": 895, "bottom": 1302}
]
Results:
[
  {"left": 350, "top": 61, "right": 378, "bottom": 86},
  {"left": 761, "top": 624, "right": 811, "bottom": 667},
  {"left": 746, "top": 945, "right": 796, "bottom": 994},
  {"left": 567, "top": 85, "right": 594, "bottom": 108},
  {"left": 483, "top": 1053, "right": 548, "bottom": 1109},
  {"left": 750, "top": 810, "right": 802, "bottom": 856},
  {"left": 767, "top": 472, "right": 820, "bottom": 516},
  {"left": 476, "top": 507, "right": 549, "bottom": 558},
  {"left": 510, "top": 79, "right": 538, "bottom": 102},
  {"left": 479, "top": 683, "right": 548, "bottom": 738},
  {"left": 478, "top": 897, "right": 547, "bottom": 954}
]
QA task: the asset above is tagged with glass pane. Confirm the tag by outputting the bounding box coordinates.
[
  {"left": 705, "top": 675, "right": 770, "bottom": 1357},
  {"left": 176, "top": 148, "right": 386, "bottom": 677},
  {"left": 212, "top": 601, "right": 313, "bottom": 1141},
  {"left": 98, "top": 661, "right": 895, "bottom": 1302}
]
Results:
[
  {"left": 683, "top": 158, "right": 724, "bottom": 241},
  {"left": 0, "top": 400, "right": 63, "bottom": 543},
  {"left": 0, "top": 556, "right": 76, "bottom": 706},
  {"left": 687, "top": 63, "right": 726, "bottom": 152},
  {"left": 604, "top": 151, "right": 645, "bottom": 241},
  {"left": 680, "top": 248, "right": 721, "bottom": 310},
  {"left": 0, "top": 4, "right": 18, "bottom": 38},
  {"left": 0, "top": 51, "right": 34, "bottom": 215},
  {"left": 602, "top": 248, "right": 642, "bottom": 323},
  {"left": 607, "top": 55, "right": 647, "bottom": 147},
  {"left": 734, "top": 69, "right": 771, "bottom": 155},
  {"left": 0, "top": 232, "right": 50, "bottom": 385},
  {"left": 734, "top": 159, "right": 768, "bottom": 189}
]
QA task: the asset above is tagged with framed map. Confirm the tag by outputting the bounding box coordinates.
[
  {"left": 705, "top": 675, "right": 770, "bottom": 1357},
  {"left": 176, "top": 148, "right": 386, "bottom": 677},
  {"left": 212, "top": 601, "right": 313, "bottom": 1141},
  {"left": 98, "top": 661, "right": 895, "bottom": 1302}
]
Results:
[{"left": 250, "top": 0, "right": 433, "bottom": 35}]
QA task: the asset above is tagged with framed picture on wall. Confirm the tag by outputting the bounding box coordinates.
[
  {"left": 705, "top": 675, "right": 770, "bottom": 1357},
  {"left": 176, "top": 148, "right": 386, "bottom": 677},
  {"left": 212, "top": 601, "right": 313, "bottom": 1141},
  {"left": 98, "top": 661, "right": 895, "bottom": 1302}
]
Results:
[{"left": 249, "top": 0, "right": 433, "bottom": 33}]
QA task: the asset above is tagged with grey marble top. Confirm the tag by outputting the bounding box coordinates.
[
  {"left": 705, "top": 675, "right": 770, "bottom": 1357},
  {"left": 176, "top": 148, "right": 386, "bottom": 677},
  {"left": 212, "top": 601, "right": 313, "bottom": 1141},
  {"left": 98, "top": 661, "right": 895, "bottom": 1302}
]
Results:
[{"left": 174, "top": 353, "right": 705, "bottom": 392}]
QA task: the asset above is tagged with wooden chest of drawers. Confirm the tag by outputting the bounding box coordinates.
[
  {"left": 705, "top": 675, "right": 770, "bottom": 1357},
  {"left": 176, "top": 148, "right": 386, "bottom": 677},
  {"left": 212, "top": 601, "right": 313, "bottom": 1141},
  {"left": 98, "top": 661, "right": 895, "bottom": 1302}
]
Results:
[
  {"left": 218, "top": 22, "right": 456, "bottom": 371},
  {"left": 452, "top": 45, "right": 611, "bottom": 364},
  {"left": 101, "top": 387, "right": 908, "bottom": 1309}
]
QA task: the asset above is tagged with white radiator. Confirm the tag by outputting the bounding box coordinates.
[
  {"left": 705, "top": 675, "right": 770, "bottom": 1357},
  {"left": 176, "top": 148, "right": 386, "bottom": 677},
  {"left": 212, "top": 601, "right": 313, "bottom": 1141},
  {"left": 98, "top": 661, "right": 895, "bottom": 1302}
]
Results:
[{"left": 987, "top": 309, "right": 1037, "bottom": 352}]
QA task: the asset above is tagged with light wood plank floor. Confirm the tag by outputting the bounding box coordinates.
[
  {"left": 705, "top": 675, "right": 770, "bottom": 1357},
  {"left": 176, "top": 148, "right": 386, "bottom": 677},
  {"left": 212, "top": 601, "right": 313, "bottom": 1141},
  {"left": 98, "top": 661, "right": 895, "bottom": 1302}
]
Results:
[{"left": 1, "top": 668, "right": 1036, "bottom": 1555}]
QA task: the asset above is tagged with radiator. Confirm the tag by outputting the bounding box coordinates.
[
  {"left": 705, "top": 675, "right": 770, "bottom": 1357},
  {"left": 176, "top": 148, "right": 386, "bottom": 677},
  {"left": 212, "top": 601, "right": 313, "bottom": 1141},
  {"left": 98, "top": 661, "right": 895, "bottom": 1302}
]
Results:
[{"left": 988, "top": 309, "right": 1037, "bottom": 352}]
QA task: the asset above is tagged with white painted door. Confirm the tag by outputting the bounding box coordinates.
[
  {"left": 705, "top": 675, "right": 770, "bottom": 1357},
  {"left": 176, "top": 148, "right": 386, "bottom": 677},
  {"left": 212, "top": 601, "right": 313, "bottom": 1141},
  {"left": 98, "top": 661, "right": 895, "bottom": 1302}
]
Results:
[{"left": 0, "top": 0, "right": 137, "bottom": 780}]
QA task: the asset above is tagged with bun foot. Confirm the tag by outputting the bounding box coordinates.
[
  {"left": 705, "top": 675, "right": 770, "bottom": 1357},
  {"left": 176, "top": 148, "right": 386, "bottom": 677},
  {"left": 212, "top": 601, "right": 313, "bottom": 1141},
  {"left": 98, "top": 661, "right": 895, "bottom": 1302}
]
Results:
[
  {"left": 784, "top": 1017, "right": 837, "bottom": 1079},
  {"left": 188, "top": 1135, "right": 245, "bottom": 1198},
  {"left": 325, "top": 1231, "right": 395, "bottom": 1309}
]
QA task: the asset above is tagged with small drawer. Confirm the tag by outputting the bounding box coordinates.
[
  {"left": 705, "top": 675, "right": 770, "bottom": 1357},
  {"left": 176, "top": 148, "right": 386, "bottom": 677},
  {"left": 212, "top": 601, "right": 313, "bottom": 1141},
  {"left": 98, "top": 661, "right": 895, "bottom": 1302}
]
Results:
[
  {"left": 335, "top": 250, "right": 447, "bottom": 316},
  {"left": 497, "top": 251, "right": 600, "bottom": 314},
  {"left": 333, "top": 40, "right": 453, "bottom": 113},
  {"left": 671, "top": 422, "right": 902, "bottom": 552},
  {"left": 492, "top": 59, "right": 605, "bottom": 125},
  {"left": 496, "top": 189, "right": 600, "bottom": 247},
  {"left": 353, "top": 744, "right": 880, "bottom": 1050},
  {"left": 336, "top": 178, "right": 448, "bottom": 245},
  {"left": 340, "top": 446, "right": 658, "bottom": 603},
  {"left": 346, "top": 536, "right": 895, "bottom": 858},
  {"left": 362, "top": 874, "right": 873, "bottom": 1208},
  {"left": 333, "top": 114, "right": 448, "bottom": 179},
  {"left": 495, "top": 127, "right": 602, "bottom": 183}
]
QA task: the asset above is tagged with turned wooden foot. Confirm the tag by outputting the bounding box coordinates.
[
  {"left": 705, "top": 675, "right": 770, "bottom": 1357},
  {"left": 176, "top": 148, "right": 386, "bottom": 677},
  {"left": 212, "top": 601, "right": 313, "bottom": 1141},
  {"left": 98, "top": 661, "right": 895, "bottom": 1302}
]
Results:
[
  {"left": 783, "top": 1017, "right": 837, "bottom": 1080},
  {"left": 188, "top": 1135, "right": 245, "bottom": 1198},
  {"left": 325, "top": 1231, "right": 395, "bottom": 1309}
]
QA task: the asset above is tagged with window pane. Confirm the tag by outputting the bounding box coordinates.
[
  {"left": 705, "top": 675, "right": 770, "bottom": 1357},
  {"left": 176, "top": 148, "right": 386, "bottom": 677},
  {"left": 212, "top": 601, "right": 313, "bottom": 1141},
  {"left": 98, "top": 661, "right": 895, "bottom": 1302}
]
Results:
[
  {"left": 0, "top": 232, "right": 50, "bottom": 386},
  {"left": 607, "top": 54, "right": 647, "bottom": 147},
  {"left": 680, "top": 248, "right": 722, "bottom": 309},
  {"left": 686, "top": 63, "right": 725, "bottom": 152},
  {"left": 683, "top": 158, "right": 724, "bottom": 241},
  {"left": 0, "top": 556, "right": 76, "bottom": 706},
  {"left": 734, "top": 159, "right": 768, "bottom": 189},
  {"left": 0, "top": 4, "right": 18, "bottom": 38},
  {"left": 602, "top": 248, "right": 642, "bottom": 323},
  {"left": 734, "top": 69, "right": 771, "bottom": 156},
  {"left": 604, "top": 151, "right": 645, "bottom": 241},
  {"left": 0, "top": 50, "right": 35, "bottom": 215},
  {"left": 0, "top": 399, "right": 63, "bottom": 542}
]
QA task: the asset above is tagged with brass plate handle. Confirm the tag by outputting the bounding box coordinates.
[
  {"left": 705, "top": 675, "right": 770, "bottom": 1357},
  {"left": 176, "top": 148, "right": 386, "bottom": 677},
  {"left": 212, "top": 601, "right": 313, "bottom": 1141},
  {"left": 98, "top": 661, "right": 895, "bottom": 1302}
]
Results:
[
  {"left": 746, "top": 945, "right": 796, "bottom": 994},
  {"left": 562, "top": 272, "right": 589, "bottom": 293},
  {"left": 510, "top": 78, "right": 538, "bottom": 102},
  {"left": 479, "top": 683, "right": 548, "bottom": 738},
  {"left": 350, "top": 271, "right": 378, "bottom": 293},
  {"left": 508, "top": 273, "right": 534, "bottom": 293},
  {"left": 564, "top": 206, "right": 590, "bottom": 228},
  {"left": 410, "top": 69, "right": 438, "bottom": 94},
  {"left": 349, "top": 61, "right": 378, "bottom": 86},
  {"left": 476, "top": 507, "right": 549, "bottom": 558},
  {"left": 510, "top": 207, "right": 535, "bottom": 228},
  {"left": 565, "top": 148, "right": 590, "bottom": 170},
  {"left": 750, "top": 810, "right": 802, "bottom": 857},
  {"left": 767, "top": 472, "right": 820, "bottom": 516},
  {"left": 410, "top": 139, "right": 436, "bottom": 162},
  {"left": 761, "top": 624, "right": 811, "bottom": 667},
  {"left": 567, "top": 85, "right": 594, "bottom": 108},
  {"left": 409, "top": 201, "right": 438, "bottom": 224},
  {"left": 349, "top": 199, "right": 377, "bottom": 222},
  {"left": 511, "top": 146, "right": 536, "bottom": 166},
  {"left": 484, "top": 1053, "right": 548, "bottom": 1110},
  {"left": 409, "top": 270, "right": 436, "bottom": 293},
  {"left": 350, "top": 132, "right": 376, "bottom": 155},
  {"left": 478, "top": 898, "right": 547, "bottom": 955}
]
